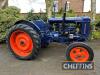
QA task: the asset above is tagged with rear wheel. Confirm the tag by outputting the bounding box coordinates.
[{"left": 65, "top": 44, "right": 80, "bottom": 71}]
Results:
[
  {"left": 6, "top": 24, "right": 40, "bottom": 60},
  {"left": 66, "top": 42, "right": 94, "bottom": 62}
]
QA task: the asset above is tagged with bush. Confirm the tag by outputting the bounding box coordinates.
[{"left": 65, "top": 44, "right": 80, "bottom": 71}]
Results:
[
  {"left": 26, "top": 10, "right": 47, "bottom": 22},
  {"left": 0, "top": 6, "right": 23, "bottom": 42},
  {"left": 67, "top": 9, "right": 76, "bottom": 17},
  {"left": 92, "top": 31, "right": 100, "bottom": 39},
  {"left": 89, "top": 15, "right": 100, "bottom": 40},
  {"left": 90, "top": 23, "right": 100, "bottom": 40},
  {"left": 94, "top": 15, "right": 100, "bottom": 29},
  {"left": 56, "top": 9, "right": 76, "bottom": 17}
]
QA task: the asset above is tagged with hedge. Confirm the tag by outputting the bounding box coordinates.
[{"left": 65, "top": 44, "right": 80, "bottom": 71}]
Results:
[
  {"left": 26, "top": 10, "right": 47, "bottom": 22},
  {"left": 0, "top": 6, "right": 23, "bottom": 42}
]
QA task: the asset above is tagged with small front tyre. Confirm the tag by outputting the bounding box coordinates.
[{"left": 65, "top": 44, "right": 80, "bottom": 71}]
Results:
[{"left": 66, "top": 42, "right": 94, "bottom": 62}]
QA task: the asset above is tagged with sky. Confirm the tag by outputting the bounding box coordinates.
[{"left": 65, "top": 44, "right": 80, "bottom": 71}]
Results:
[{"left": 8, "top": 0, "right": 100, "bottom": 13}]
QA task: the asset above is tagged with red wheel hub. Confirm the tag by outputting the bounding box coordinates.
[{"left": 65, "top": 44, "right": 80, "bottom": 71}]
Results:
[
  {"left": 10, "top": 30, "right": 34, "bottom": 57},
  {"left": 70, "top": 47, "right": 89, "bottom": 62}
]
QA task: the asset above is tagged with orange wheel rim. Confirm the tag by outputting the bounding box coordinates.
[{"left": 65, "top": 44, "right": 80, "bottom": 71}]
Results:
[
  {"left": 70, "top": 47, "right": 89, "bottom": 62},
  {"left": 10, "top": 30, "right": 34, "bottom": 57}
]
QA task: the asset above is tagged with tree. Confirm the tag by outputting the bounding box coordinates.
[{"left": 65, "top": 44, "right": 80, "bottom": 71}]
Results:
[
  {"left": 91, "top": 0, "right": 96, "bottom": 21},
  {"left": 45, "top": 0, "right": 53, "bottom": 18},
  {"left": 91, "top": 0, "right": 96, "bottom": 31},
  {"left": 91, "top": 0, "right": 96, "bottom": 40},
  {"left": 0, "top": 0, "right": 8, "bottom": 9}
]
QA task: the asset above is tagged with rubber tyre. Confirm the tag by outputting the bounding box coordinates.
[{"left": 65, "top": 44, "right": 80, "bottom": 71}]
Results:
[
  {"left": 6, "top": 24, "right": 41, "bottom": 60},
  {"left": 66, "top": 42, "right": 94, "bottom": 62}
]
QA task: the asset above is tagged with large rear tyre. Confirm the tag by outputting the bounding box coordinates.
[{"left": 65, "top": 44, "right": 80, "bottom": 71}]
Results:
[
  {"left": 66, "top": 42, "right": 94, "bottom": 62},
  {"left": 6, "top": 24, "right": 41, "bottom": 60}
]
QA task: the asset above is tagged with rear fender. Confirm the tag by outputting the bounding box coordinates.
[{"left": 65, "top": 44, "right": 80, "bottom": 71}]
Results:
[{"left": 14, "top": 20, "right": 41, "bottom": 34}]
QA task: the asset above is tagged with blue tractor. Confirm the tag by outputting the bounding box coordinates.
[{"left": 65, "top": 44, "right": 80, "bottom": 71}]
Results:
[{"left": 6, "top": 2, "right": 94, "bottom": 62}]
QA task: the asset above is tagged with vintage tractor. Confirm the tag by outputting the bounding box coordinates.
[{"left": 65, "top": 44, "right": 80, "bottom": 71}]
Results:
[{"left": 6, "top": 2, "right": 94, "bottom": 62}]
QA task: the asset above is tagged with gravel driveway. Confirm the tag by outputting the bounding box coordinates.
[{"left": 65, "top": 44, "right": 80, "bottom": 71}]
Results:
[{"left": 0, "top": 40, "right": 100, "bottom": 75}]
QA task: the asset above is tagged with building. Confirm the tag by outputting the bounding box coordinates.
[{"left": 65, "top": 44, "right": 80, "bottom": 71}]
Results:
[{"left": 58, "top": 0, "right": 84, "bottom": 12}]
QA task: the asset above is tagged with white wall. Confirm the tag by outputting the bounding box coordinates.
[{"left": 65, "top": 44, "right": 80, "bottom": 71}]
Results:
[
  {"left": 84, "top": 0, "right": 100, "bottom": 13},
  {"left": 83, "top": 0, "right": 91, "bottom": 12},
  {"left": 96, "top": 0, "right": 100, "bottom": 13},
  {"left": 8, "top": 0, "right": 46, "bottom": 13}
]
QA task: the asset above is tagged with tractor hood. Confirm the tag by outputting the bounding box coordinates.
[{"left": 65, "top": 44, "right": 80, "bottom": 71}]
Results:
[{"left": 48, "top": 17, "right": 91, "bottom": 23}]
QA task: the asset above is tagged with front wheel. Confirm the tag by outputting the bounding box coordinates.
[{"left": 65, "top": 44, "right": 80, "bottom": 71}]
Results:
[
  {"left": 6, "top": 24, "right": 41, "bottom": 60},
  {"left": 66, "top": 42, "right": 94, "bottom": 62}
]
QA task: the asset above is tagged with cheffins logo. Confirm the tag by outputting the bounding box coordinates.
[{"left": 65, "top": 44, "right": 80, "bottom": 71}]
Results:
[{"left": 62, "top": 61, "right": 94, "bottom": 70}]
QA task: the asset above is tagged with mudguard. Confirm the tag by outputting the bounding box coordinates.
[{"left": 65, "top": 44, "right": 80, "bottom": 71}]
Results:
[{"left": 14, "top": 20, "right": 41, "bottom": 34}]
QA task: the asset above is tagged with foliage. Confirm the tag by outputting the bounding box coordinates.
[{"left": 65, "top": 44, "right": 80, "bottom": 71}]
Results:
[
  {"left": 95, "top": 15, "right": 100, "bottom": 28},
  {"left": 56, "top": 9, "right": 76, "bottom": 17},
  {"left": 90, "top": 15, "right": 100, "bottom": 40},
  {"left": 45, "top": 0, "right": 53, "bottom": 18},
  {"left": 58, "top": 8, "right": 63, "bottom": 14},
  {"left": 67, "top": 9, "right": 76, "bottom": 17},
  {"left": 26, "top": 10, "right": 47, "bottom": 22},
  {"left": 0, "top": 6, "right": 23, "bottom": 42},
  {"left": 92, "top": 31, "right": 100, "bottom": 39}
]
